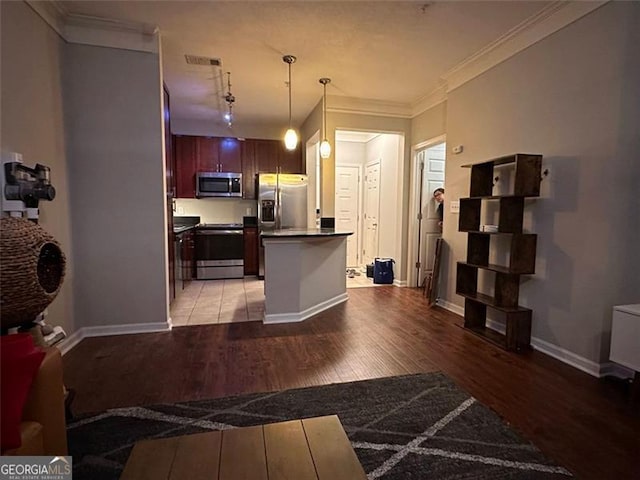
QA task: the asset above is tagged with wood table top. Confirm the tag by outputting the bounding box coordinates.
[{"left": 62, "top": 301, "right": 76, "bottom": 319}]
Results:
[{"left": 120, "top": 414, "right": 367, "bottom": 480}]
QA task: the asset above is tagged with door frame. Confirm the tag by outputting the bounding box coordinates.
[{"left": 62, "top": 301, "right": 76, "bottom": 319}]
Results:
[
  {"left": 335, "top": 162, "right": 363, "bottom": 267},
  {"left": 407, "top": 134, "right": 446, "bottom": 288},
  {"left": 305, "top": 130, "right": 320, "bottom": 228}
]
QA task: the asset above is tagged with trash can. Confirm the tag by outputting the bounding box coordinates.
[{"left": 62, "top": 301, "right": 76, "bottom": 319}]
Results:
[
  {"left": 366, "top": 263, "right": 374, "bottom": 278},
  {"left": 373, "top": 258, "right": 394, "bottom": 284}
]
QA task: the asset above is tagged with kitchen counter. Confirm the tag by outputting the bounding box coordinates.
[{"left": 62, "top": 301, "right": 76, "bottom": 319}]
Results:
[
  {"left": 261, "top": 228, "right": 352, "bottom": 238},
  {"left": 173, "top": 225, "right": 196, "bottom": 234},
  {"left": 262, "top": 231, "right": 353, "bottom": 324}
]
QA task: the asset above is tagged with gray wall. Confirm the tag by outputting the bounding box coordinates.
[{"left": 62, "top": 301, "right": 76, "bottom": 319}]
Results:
[
  {"left": 0, "top": 1, "right": 75, "bottom": 334},
  {"left": 63, "top": 44, "right": 168, "bottom": 328},
  {"left": 440, "top": 1, "right": 640, "bottom": 363}
]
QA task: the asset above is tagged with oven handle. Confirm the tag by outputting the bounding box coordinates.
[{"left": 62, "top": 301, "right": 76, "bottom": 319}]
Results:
[{"left": 197, "top": 230, "right": 243, "bottom": 235}]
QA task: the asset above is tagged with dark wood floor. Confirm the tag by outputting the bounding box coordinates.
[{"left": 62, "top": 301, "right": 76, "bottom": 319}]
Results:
[{"left": 63, "top": 287, "right": 640, "bottom": 479}]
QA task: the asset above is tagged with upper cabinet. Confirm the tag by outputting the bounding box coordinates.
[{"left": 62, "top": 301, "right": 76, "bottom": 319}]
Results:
[
  {"left": 174, "top": 135, "right": 304, "bottom": 199},
  {"left": 198, "top": 137, "right": 242, "bottom": 173},
  {"left": 174, "top": 135, "right": 198, "bottom": 198},
  {"left": 278, "top": 143, "right": 303, "bottom": 173},
  {"left": 252, "top": 139, "right": 279, "bottom": 173}
]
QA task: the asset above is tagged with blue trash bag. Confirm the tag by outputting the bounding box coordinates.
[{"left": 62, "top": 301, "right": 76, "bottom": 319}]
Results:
[{"left": 373, "top": 258, "right": 395, "bottom": 284}]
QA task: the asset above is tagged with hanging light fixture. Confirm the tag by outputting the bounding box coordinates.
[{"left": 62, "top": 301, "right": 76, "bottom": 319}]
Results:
[
  {"left": 319, "top": 78, "right": 331, "bottom": 159},
  {"left": 282, "top": 55, "right": 298, "bottom": 151},
  {"left": 223, "top": 71, "right": 235, "bottom": 127}
]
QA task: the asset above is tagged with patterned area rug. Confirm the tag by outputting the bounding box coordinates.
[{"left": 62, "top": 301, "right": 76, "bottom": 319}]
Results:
[{"left": 68, "top": 372, "right": 572, "bottom": 479}]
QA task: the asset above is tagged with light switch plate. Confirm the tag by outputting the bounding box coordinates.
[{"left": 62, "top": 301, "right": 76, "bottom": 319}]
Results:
[
  {"left": 450, "top": 200, "right": 460, "bottom": 213},
  {"left": 177, "top": 207, "right": 185, "bottom": 215}
]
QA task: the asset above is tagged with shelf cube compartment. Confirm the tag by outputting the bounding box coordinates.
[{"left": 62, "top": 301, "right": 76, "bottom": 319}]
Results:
[
  {"left": 494, "top": 272, "right": 520, "bottom": 308},
  {"left": 470, "top": 163, "right": 494, "bottom": 197},
  {"left": 467, "top": 233, "right": 490, "bottom": 266},
  {"left": 498, "top": 197, "right": 524, "bottom": 233},
  {"left": 459, "top": 198, "right": 481, "bottom": 232},
  {"left": 514, "top": 155, "right": 542, "bottom": 197},
  {"left": 456, "top": 263, "right": 478, "bottom": 296}
]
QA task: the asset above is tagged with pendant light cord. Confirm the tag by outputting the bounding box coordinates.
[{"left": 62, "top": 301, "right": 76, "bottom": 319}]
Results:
[
  {"left": 288, "top": 63, "right": 292, "bottom": 128},
  {"left": 323, "top": 82, "right": 327, "bottom": 139}
]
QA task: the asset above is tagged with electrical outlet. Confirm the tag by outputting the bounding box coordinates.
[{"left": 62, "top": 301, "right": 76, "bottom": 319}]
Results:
[
  {"left": 450, "top": 200, "right": 460, "bottom": 213},
  {"left": 177, "top": 207, "right": 185, "bottom": 215}
]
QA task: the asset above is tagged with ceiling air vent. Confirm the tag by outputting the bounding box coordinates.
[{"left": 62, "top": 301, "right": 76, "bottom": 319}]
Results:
[{"left": 185, "top": 55, "right": 221, "bottom": 66}]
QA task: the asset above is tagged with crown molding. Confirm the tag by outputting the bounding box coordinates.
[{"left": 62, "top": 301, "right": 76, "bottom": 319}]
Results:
[
  {"left": 26, "top": 0, "right": 67, "bottom": 38},
  {"left": 410, "top": 1, "right": 609, "bottom": 117},
  {"left": 64, "top": 14, "right": 160, "bottom": 53},
  {"left": 327, "top": 95, "right": 412, "bottom": 119},
  {"left": 411, "top": 83, "right": 448, "bottom": 117},
  {"left": 441, "top": 0, "right": 609, "bottom": 93},
  {"left": 26, "top": 0, "right": 160, "bottom": 53}
]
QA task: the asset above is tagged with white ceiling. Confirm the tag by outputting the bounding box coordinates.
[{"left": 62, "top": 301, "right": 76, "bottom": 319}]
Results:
[{"left": 58, "top": 1, "right": 551, "bottom": 132}]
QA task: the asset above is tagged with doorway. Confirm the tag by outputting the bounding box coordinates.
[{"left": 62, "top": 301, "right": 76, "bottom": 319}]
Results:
[
  {"left": 305, "top": 132, "right": 320, "bottom": 228},
  {"left": 334, "top": 130, "right": 403, "bottom": 287},
  {"left": 408, "top": 138, "right": 446, "bottom": 288}
]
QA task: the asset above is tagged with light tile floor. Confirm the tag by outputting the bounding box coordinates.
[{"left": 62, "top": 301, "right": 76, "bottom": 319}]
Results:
[
  {"left": 346, "top": 266, "right": 385, "bottom": 289},
  {"left": 171, "top": 271, "right": 382, "bottom": 328},
  {"left": 170, "top": 278, "right": 265, "bottom": 327}
]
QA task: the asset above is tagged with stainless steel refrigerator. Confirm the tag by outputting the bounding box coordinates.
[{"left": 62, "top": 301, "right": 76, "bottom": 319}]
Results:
[{"left": 257, "top": 173, "right": 308, "bottom": 278}]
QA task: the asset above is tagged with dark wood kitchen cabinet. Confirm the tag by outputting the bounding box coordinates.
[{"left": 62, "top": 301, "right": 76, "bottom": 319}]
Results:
[
  {"left": 218, "top": 137, "right": 242, "bottom": 172},
  {"left": 252, "top": 138, "right": 303, "bottom": 174},
  {"left": 278, "top": 142, "right": 303, "bottom": 173},
  {"left": 241, "top": 139, "right": 257, "bottom": 200},
  {"left": 175, "top": 135, "right": 304, "bottom": 199},
  {"left": 197, "top": 137, "right": 242, "bottom": 173},
  {"left": 243, "top": 226, "right": 259, "bottom": 275},
  {"left": 174, "top": 135, "right": 197, "bottom": 198}
]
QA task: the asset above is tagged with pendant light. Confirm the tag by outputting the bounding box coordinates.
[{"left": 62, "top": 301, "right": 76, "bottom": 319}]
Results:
[
  {"left": 283, "top": 55, "right": 298, "bottom": 151},
  {"left": 319, "top": 78, "right": 331, "bottom": 159},
  {"left": 223, "top": 71, "right": 235, "bottom": 127}
]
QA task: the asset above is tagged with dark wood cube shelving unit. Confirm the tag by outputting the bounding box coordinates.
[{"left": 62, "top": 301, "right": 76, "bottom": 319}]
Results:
[{"left": 457, "top": 153, "right": 542, "bottom": 352}]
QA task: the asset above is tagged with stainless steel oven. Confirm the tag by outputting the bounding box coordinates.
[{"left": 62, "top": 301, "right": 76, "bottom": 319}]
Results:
[{"left": 195, "top": 224, "right": 244, "bottom": 279}]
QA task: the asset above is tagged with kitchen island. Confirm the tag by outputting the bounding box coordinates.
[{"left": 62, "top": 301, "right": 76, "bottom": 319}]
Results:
[{"left": 261, "top": 229, "right": 353, "bottom": 323}]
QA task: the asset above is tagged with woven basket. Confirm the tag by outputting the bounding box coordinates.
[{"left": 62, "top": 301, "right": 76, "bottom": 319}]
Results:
[{"left": 0, "top": 216, "right": 66, "bottom": 330}]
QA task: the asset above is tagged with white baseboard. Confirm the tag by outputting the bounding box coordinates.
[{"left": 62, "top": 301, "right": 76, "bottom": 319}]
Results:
[
  {"left": 57, "top": 321, "right": 172, "bottom": 355},
  {"left": 264, "top": 293, "right": 348, "bottom": 324},
  {"left": 598, "top": 362, "right": 635, "bottom": 379},
  {"left": 435, "top": 298, "right": 464, "bottom": 316},
  {"left": 436, "top": 301, "right": 628, "bottom": 379},
  {"left": 393, "top": 279, "right": 407, "bottom": 287}
]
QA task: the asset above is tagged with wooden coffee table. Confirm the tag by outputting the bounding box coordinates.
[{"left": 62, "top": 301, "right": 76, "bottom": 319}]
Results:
[{"left": 120, "top": 414, "right": 367, "bottom": 480}]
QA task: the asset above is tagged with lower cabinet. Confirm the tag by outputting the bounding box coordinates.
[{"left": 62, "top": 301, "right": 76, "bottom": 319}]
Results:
[
  {"left": 173, "top": 229, "right": 195, "bottom": 301},
  {"left": 243, "top": 227, "right": 258, "bottom": 275},
  {"left": 181, "top": 230, "right": 195, "bottom": 285}
]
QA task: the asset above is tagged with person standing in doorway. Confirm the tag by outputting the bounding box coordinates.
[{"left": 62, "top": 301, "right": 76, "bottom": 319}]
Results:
[{"left": 433, "top": 188, "right": 445, "bottom": 230}]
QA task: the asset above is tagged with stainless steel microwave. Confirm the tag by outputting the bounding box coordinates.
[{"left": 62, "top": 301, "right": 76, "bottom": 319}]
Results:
[{"left": 196, "top": 172, "right": 242, "bottom": 198}]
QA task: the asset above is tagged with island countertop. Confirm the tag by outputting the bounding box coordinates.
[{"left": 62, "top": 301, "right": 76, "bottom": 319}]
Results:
[{"left": 261, "top": 228, "right": 353, "bottom": 238}]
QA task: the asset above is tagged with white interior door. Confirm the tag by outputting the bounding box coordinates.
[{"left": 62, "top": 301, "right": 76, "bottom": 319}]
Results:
[
  {"left": 363, "top": 161, "right": 380, "bottom": 266},
  {"left": 417, "top": 143, "right": 445, "bottom": 285},
  {"left": 335, "top": 165, "right": 360, "bottom": 267}
]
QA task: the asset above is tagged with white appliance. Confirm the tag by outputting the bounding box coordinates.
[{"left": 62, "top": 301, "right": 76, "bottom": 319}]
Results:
[{"left": 610, "top": 304, "right": 640, "bottom": 372}]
